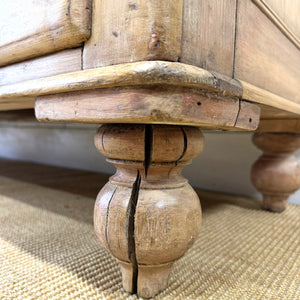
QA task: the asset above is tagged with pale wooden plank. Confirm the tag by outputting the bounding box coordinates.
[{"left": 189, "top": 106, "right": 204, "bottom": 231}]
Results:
[
  {"left": 83, "top": 0, "right": 182, "bottom": 68},
  {"left": 234, "top": 0, "right": 300, "bottom": 103},
  {"left": 181, "top": 0, "right": 236, "bottom": 77},
  {"left": 0, "top": 49, "right": 82, "bottom": 86},
  {"left": 241, "top": 81, "right": 300, "bottom": 117},
  {"left": 0, "top": 0, "right": 91, "bottom": 66}
]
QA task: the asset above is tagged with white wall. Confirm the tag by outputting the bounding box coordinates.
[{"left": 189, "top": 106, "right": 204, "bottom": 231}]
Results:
[{"left": 0, "top": 121, "right": 299, "bottom": 204}]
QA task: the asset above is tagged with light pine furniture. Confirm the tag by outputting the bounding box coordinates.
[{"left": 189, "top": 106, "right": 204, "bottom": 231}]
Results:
[{"left": 0, "top": 0, "right": 299, "bottom": 297}]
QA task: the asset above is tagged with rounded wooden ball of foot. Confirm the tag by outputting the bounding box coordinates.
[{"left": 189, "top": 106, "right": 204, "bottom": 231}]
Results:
[
  {"left": 251, "top": 133, "right": 300, "bottom": 212},
  {"left": 94, "top": 124, "right": 204, "bottom": 298}
]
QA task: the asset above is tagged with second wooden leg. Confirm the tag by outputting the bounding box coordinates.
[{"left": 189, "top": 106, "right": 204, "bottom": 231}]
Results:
[{"left": 251, "top": 133, "right": 300, "bottom": 212}]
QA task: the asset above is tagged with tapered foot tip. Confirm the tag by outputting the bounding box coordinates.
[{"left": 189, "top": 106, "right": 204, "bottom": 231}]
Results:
[
  {"left": 262, "top": 197, "right": 287, "bottom": 213},
  {"left": 119, "top": 261, "right": 173, "bottom": 298}
]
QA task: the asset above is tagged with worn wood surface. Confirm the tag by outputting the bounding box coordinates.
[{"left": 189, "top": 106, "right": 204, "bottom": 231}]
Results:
[
  {"left": 35, "top": 87, "right": 260, "bottom": 131},
  {"left": 181, "top": 0, "right": 236, "bottom": 76},
  {"left": 234, "top": 0, "right": 300, "bottom": 103},
  {"left": 253, "top": 0, "right": 300, "bottom": 48},
  {"left": 0, "top": 0, "right": 91, "bottom": 67},
  {"left": 83, "top": 0, "right": 182, "bottom": 69},
  {"left": 0, "top": 49, "right": 82, "bottom": 86},
  {"left": 0, "top": 60, "right": 298, "bottom": 120},
  {"left": 0, "top": 62, "right": 243, "bottom": 103},
  {"left": 252, "top": 133, "right": 300, "bottom": 212},
  {"left": 94, "top": 124, "right": 203, "bottom": 298}
]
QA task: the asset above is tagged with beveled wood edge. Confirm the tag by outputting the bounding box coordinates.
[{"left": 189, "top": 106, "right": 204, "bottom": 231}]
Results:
[
  {"left": 252, "top": 0, "right": 300, "bottom": 50},
  {"left": 0, "top": 61, "right": 299, "bottom": 117},
  {"left": 0, "top": 61, "right": 242, "bottom": 101}
]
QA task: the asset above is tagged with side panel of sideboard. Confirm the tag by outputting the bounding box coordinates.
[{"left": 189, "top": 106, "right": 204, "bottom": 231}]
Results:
[{"left": 234, "top": 0, "right": 300, "bottom": 104}]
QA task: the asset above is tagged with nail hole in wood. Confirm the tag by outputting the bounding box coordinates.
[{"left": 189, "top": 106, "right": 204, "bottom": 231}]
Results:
[
  {"left": 197, "top": 102, "right": 202, "bottom": 106},
  {"left": 249, "top": 118, "right": 252, "bottom": 123}
]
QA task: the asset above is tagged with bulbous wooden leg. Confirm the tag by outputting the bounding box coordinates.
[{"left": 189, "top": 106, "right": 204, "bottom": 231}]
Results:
[
  {"left": 94, "top": 124, "right": 204, "bottom": 298},
  {"left": 251, "top": 133, "right": 300, "bottom": 212}
]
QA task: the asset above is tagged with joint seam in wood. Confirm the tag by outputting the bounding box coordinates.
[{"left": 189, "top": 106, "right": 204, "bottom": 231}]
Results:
[
  {"left": 234, "top": 99, "right": 242, "bottom": 127},
  {"left": 144, "top": 125, "right": 153, "bottom": 178}
]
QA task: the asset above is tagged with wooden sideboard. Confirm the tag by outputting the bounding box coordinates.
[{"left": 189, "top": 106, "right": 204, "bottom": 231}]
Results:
[{"left": 0, "top": 0, "right": 299, "bottom": 298}]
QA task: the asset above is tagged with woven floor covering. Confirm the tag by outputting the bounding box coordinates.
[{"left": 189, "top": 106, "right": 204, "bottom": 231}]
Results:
[{"left": 0, "top": 175, "right": 299, "bottom": 299}]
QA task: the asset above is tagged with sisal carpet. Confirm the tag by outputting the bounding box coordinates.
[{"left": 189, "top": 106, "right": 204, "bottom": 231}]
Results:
[{"left": 0, "top": 160, "right": 299, "bottom": 299}]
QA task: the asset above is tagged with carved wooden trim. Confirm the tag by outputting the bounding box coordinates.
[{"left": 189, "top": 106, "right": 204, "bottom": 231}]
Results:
[{"left": 252, "top": 0, "right": 300, "bottom": 50}]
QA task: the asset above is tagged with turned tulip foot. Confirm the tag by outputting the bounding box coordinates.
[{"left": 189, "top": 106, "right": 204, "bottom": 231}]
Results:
[
  {"left": 251, "top": 133, "right": 300, "bottom": 212},
  {"left": 93, "top": 124, "right": 204, "bottom": 298}
]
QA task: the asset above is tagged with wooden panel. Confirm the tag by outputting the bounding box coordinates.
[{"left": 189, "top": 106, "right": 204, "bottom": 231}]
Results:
[
  {"left": 262, "top": 0, "right": 300, "bottom": 39},
  {"left": 257, "top": 119, "right": 300, "bottom": 133},
  {"left": 35, "top": 87, "right": 260, "bottom": 131},
  {"left": 0, "top": 0, "right": 91, "bottom": 67},
  {"left": 234, "top": 0, "right": 300, "bottom": 103},
  {"left": 83, "top": 0, "right": 182, "bottom": 69},
  {"left": 259, "top": 104, "right": 300, "bottom": 120},
  {"left": 181, "top": 0, "right": 236, "bottom": 77},
  {"left": 0, "top": 49, "right": 82, "bottom": 86}
]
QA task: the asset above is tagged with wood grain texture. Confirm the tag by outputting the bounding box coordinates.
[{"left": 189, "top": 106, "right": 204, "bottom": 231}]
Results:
[
  {"left": 35, "top": 87, "right": 260, "bottom": 131},
  {"left": 94, "top": 124, "right": 203, "bottom": 298},
  {"left": 234, "top": 0, "right": 300, "bottom": 103},
  {"left": 181, "top": 0, "right": 236, "bottom": 76},
  {"left": 0, "top": 49, "right": 82, "bottom": 86},
  {"left": 253, "top": 0, "right": 300, "bottom": 48},
  {"left": 257, "top": 119, "right": 300, "bottom": 133},
  {"left": 0, "top": 62, "right": 243, "bottom": 104},
  {"left": 252, "top": 133, "right": 300, "bottom": 212},
  {"left": 0, "top": 0, "right": 91, "bottom": 66},
  {"left": 0, "top": 61, "right": 299, "bottom": 119},
  {"left": 83, "top": 0, "right": 182, "bottom": 69}
]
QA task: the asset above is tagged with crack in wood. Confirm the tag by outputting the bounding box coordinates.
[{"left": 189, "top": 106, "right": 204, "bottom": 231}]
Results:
[
  {"left": 125, "top": 170, "right": 141, "bottom": 294},
  {"left": 177, "top": 127, "right": 188, "bottom": 163},
  {"left": 144, "top": 125, "right": 153, "bottom": 178},
  {"left": 105, "top": 185, "right": 117, "bottom": 252},
  {"left": 168, "top": 126, "right": 187, "bottom": 178}
]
